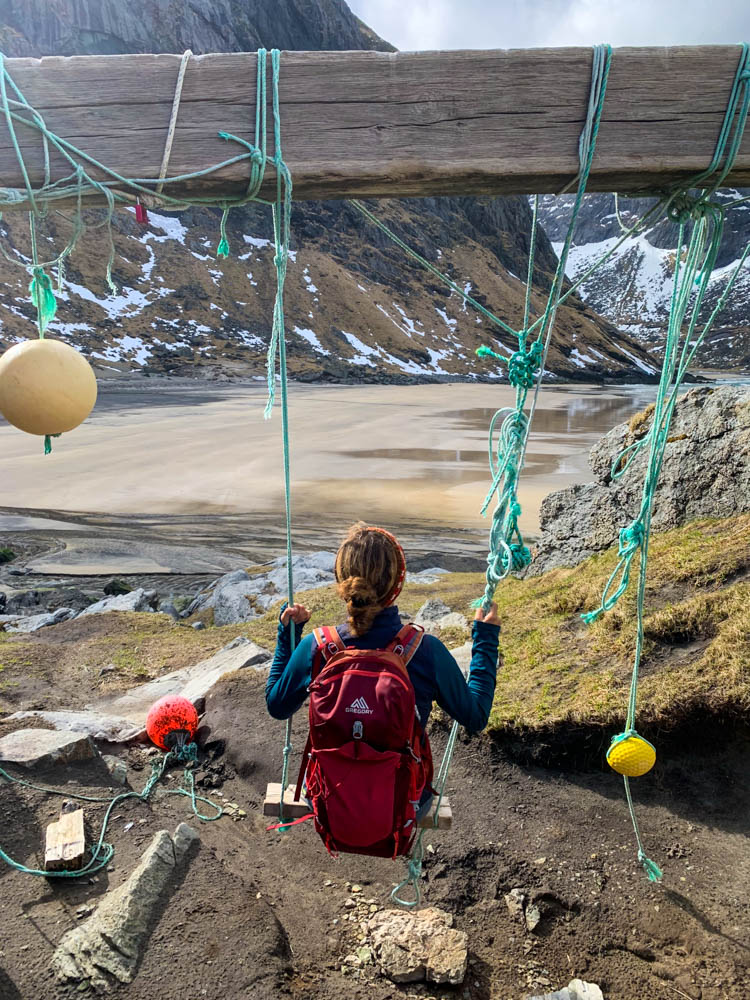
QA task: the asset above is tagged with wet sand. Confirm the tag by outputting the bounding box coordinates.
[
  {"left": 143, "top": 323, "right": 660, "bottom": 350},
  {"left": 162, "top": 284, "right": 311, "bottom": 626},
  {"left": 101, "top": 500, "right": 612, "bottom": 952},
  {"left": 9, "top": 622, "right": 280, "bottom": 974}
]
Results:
[{"left": 1, "top": 382, "right": 659, "bottom": 544}]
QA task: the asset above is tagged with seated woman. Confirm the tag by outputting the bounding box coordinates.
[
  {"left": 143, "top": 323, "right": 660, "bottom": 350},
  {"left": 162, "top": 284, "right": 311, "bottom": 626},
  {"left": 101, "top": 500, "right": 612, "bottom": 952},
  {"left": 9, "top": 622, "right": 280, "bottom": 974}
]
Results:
[{"left": 265, "top": 522, "right": 501, "bottom": 854}]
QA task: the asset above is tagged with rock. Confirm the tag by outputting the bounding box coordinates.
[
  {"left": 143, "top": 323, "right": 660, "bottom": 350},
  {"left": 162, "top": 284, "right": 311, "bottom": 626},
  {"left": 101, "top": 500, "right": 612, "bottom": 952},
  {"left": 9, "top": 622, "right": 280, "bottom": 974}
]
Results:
[
  {"left": 188, "top": 569, "right": 258, "bottom": 625},
  {"left": 525, "top": 902, "right": 542, "bottom": 933},
  {"left": 187, "top": 553, "right": 336, "bottom": 624},
  {"left": 526, "top": 979, "right": 604, "bottom": 1000},
  {"left": 5, "top": 608, "right": 77, "bottom": 633},
  {"left": 414, "top": 599, "right": 468, "bottom": 633},
  {"left": 5, "top": 589, "right": 42, "bottom": 614},
  {"left": 449, "top": 641, "right": 472, "bottom": 679},
  {"left": 51, "top": 824, "right": 199, "bottom": 990},
  {"left": 406, "top": 551, "right": 485, "bottom": 573},
  {"left": 5, "top": 711, "right": 143, "bottom": 744},
  {"left": 78, "top": 588, "right": 159, "bottom": 617},
  {"left": 0, "top": 591, "right": 5, "bottom": 611},
  {"left": 101, "top": 755, "right": 129, "bottom": 786},
  {"left": 192, "top": 620, "right": 206, "bottom": 630},
  {"left": 406, "top": 568, "right": 451, "bottom": 584},
  {"left": 99, "top": 663, "right": 117, "bottom": 676},
  {"left": 505, "top": 888, "right": 526, "bottom": 920},
  {"left": 159, "top": 599, "right": 181, "bottom": 619},
  {"left": 0, "top": 729, "right": 98, "bottom": 768},
  {"left": 90, "top": 636, "right": 272, "bottom": 736},
  {"left": 532, "top": 386, "right": 750, "bottom": 574},
  {"left": 366, "top": 906, "right": 468, "bottom": 985},
  {"left": 103, "top": 578, "right": 132, "bottom": 596},
  {"left": 46, "top": 588, "right": 97, "bottom": 613}
]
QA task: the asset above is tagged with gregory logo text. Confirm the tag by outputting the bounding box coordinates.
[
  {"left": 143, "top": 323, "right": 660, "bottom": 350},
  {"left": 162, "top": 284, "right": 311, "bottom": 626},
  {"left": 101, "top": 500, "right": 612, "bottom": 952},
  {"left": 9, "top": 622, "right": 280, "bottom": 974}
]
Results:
[{"left": 345, "top": 697, "right": 373, "bottom": 714}]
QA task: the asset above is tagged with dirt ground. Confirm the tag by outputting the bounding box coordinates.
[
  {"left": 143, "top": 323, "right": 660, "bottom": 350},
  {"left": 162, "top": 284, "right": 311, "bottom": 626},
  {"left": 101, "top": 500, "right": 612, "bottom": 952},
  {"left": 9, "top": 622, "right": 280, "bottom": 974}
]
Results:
[{"left": 1, "top": 665, "right": 748, "bottom": 1000}]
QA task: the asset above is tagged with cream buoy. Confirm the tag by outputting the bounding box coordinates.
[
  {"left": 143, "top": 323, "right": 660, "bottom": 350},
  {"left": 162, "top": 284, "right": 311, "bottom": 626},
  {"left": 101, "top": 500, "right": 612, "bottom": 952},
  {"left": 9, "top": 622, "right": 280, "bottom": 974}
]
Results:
[{"left": 0, "top": 338, "right": 97, "bottom": 437}]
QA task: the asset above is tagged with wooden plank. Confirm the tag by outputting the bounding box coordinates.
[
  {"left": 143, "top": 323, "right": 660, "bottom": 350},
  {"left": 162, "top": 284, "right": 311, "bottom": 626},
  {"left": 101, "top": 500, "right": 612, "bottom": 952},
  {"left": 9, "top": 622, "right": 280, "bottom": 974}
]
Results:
[
  {"left": 262, "top": 783, "right": 452, "bottom": 830},
  {"left": 0, "top": 46, "right": 749, "bottom": 204},
  {"left": 45, "top": 801, "right": 86, "bottom": 872}
]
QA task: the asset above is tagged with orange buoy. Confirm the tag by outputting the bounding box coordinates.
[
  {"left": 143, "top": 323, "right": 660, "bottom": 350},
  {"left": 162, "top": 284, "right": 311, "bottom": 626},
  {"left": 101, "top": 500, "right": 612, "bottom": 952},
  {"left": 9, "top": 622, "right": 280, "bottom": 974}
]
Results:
[
  {"left": 146, "top": 695, "right": 199, "bottom": 751},
  {"left": 0, "top": 338, "right": 97, "bottom": 437}
]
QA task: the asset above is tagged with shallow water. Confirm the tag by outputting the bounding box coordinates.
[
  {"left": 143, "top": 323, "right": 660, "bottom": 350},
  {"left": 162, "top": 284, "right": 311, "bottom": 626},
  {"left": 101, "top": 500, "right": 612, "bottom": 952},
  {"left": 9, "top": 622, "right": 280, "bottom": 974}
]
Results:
[{"left": 0, "top": 381, "right": 663, "bottom": 551}]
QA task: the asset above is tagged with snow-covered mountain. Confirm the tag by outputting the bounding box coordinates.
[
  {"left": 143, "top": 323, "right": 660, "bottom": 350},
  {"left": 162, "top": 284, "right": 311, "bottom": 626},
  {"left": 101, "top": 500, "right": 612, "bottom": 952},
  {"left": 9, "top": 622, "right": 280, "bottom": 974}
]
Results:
[{"left": 538, "top": 192, "right": 750, "bottom": 372}]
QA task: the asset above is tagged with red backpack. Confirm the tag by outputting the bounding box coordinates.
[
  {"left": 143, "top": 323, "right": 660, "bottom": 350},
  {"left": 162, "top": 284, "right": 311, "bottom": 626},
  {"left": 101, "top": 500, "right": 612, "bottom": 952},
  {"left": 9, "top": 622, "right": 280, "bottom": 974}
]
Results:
[{"left": 294, "top": 623, "right": 433, "bottom": 858}]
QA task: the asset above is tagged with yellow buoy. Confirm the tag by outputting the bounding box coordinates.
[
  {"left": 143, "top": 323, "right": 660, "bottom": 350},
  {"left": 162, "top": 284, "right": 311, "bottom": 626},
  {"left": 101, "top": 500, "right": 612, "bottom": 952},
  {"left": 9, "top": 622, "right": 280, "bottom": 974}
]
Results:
[
  {"left": 0, "top": 338, "right": 97, "bottom": 437},
  {"left": 606, "top": 731, "right": 656, "bottom": 777}
]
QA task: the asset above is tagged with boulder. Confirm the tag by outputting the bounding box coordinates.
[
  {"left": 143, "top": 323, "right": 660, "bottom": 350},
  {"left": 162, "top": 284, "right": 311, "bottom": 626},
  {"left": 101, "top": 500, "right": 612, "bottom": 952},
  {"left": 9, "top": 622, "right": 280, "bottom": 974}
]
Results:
[
  {"left": 187, "top": 553, "right": 337, "bottom": 624},
  {"left": 5, "top": 608, "right": 77, "bottom": 633},
  {"left": 532, "top": 385, "right": 750, "bottom": 574},
  {"left": 5, "top": 711, "right": 143, "bottom": 744},
  {"left": 46, "top": 587, "right": 98, "bottom": 613},
  {"left": 366, "top": 906, "right": 468, "bottom": 985},
  {"left": 0, "top": 729, "right": 98, "bottom": 768},
  {"left": 526, "top": 980, "right": 604, "bottom": 1000},
  {"left": 0, "top": 591, "right": 6, "bottom": 611},
  {"left": 78, "top": 588, "right": 159, "bottom": 617},
  {"left": 5, "top": 589, "right": 41, "bottom": 614},
  {"left": 51, "top": 824, "right": 199, "bottom": 990},
  {"left": 414, "top": 599, "right": 468, "bottom": 633},
  {"left": 91, "top": 636, "right": 272, "bottom": 732},
  {"left": 103, "top": 578, "right": 132, "bottom": 596}
]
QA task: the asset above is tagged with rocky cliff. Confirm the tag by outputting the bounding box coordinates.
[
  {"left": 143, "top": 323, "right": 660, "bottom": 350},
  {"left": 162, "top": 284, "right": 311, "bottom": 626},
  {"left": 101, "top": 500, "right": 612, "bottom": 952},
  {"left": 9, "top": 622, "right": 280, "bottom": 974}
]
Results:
[
  {"left": 0, "top": 0, "right": 657, "bottom": 383},
  {"left": 537, "top": 192, "right": 750, "bottom": 373},
  {"left": 531, "top": 384, "right": 750, "bottom": 574}
]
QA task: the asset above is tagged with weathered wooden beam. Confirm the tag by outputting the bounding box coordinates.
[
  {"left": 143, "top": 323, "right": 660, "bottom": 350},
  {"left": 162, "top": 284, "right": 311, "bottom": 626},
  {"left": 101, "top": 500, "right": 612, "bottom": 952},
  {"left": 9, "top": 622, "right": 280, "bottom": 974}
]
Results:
[
  {"left": 263, "top": 782, "right": 452, "bottom": 830},
  {"left": 1, "top": 46, "right": 749, "bottom": 205},
  {"left": 45, "top": 800, "right": 86, "bottom": 872}
]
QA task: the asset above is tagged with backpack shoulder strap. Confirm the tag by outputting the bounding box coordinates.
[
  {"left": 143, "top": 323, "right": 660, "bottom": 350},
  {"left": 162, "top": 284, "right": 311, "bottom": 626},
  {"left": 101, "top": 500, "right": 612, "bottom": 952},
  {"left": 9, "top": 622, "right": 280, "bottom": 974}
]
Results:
[
  {"left": 312, "top": 626, "right": 346, "bottom": 664},
  {"left": 386, "top": 623, "right": 425, "bottom": 666}
]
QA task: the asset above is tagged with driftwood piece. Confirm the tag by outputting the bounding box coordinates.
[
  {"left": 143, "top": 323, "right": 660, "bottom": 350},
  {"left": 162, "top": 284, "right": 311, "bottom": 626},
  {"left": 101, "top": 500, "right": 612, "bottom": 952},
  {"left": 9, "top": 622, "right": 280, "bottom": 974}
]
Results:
[
  {"left": 0, "top": 46, "right": 749, "bottom": 205},
  {"left": 263, "top": 782, "right": 452, "bottom": 829},
  {"left": 45, "top": 800, "right": 86, "bottom": 872}
]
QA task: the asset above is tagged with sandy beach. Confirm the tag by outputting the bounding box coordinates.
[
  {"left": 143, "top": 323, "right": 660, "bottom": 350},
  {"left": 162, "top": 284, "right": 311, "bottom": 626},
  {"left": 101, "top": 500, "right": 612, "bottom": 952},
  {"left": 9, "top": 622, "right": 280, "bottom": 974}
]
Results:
[{"left": 1, "top": 381, "right": 659, "bottom": 548}]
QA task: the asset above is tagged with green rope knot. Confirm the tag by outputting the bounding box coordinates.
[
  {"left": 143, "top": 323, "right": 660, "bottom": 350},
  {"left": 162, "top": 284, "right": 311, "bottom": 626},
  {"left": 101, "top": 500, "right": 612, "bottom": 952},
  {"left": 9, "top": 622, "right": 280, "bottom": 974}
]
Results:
[
  {"left": 666, "top": 192, "right": 711, "bottom": 224},
  {"left": 43, "top": 432, "right": 60, "bottom": 455},
  {"left": 171, "top": 740, "right": 198, "bottom": 764},
  {"left": 508, "top": 341, "right": 543, "bottom": 388},
  {"left": 638, "top": 850, "right": 664, "bottom": 883},
  {"left": 618, "top": 520, "right": 644, "bottom": 554},
  {"left": 29, "top": 265, "right": 57, "bottom": 335}
]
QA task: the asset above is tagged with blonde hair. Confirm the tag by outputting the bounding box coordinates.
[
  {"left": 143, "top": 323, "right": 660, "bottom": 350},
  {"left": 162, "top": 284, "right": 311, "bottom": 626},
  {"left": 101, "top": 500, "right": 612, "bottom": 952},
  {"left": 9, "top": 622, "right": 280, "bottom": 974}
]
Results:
[{"left": 335, "top": 522, "right": 402, "bottom": 636}]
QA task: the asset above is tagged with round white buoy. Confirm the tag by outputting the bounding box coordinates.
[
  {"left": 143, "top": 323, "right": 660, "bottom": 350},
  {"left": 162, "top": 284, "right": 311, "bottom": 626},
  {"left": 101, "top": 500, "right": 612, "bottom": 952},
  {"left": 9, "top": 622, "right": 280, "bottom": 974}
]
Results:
[{"left": 0, "top": 338, "right": 97, "bottom": 436}]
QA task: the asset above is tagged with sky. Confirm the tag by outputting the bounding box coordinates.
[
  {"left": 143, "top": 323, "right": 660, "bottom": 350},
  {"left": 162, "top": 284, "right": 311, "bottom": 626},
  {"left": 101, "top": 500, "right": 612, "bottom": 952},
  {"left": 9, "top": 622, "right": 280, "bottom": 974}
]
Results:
[{"left": 348, "top": 0, "right": 750, "bottom": 51}]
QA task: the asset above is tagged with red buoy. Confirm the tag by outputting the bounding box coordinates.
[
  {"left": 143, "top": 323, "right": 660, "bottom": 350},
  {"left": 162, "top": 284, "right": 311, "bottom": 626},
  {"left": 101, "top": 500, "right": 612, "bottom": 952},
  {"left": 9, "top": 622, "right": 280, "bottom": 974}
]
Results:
[{"left": 146, "top": 695, "right": 198, "bottom": 751}]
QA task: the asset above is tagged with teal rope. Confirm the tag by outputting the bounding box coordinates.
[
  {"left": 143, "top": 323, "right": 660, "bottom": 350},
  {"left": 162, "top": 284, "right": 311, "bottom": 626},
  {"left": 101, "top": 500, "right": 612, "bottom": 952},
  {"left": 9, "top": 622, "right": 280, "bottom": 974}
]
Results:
[
  {"left": 580, "top": 45, "right": 750, "bottom": 882},
  {"left": 473, "top": 43, "right": 612, "bottom": 612},
  {"left": 391, "top": 719, "right": 460, "bottom": 908},
  {"left": 0, "top": 742, "right": 222, "bottom": 879}
]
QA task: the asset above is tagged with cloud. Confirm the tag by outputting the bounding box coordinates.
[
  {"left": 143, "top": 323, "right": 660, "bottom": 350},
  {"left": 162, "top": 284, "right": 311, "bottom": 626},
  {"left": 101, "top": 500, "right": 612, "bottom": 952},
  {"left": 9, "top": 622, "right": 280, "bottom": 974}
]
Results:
[{"left": 350, "top": 0, "right": 750, "bottom": 51}]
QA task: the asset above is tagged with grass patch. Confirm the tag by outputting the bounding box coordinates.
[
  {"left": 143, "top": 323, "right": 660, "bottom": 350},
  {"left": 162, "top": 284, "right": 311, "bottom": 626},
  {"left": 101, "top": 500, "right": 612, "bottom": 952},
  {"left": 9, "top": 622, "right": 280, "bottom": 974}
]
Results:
[{"left": 0, "top": 547, "right": 16, "bottom": 564}]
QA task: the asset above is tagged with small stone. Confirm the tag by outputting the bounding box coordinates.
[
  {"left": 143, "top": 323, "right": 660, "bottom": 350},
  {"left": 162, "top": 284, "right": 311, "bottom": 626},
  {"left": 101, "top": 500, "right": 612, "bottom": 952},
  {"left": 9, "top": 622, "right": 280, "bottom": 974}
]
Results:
[
  {"left": 344, "top": 899, "right": 357, "bottom": 909},
  {"left": 351, "top": 884, "right": 362, "bottom": 893},
  {"left": 505, "top": 888, "right": 526, "bottom": 920},
  {"left": 525, "top": 904, "right": 542, "bottom": 933},
  {"left": 192, "top": 621, "right": 206, "bottom": 631}
]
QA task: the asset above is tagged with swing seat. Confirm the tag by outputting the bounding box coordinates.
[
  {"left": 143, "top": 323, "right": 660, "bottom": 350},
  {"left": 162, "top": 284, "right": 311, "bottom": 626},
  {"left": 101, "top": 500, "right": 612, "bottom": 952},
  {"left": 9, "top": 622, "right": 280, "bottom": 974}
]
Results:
[{"left": 262, "top": 782, "right": 452, "bottom": 829}]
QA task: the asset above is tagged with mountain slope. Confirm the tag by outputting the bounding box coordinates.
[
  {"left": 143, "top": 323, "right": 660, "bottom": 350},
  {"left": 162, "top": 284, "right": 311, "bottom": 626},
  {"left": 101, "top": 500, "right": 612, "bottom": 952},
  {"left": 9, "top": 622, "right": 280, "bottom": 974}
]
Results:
[
  {"left": 0, "top": 0, "right": 658, "bottom": 383},
  {"left": 537, "top": 192, "right": 750, "bottom": 372}
]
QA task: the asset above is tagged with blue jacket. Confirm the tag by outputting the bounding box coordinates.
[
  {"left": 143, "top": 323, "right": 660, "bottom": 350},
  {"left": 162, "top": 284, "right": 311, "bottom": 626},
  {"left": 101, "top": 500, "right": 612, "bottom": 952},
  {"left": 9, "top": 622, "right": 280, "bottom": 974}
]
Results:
[{"left": 265, "top": 605, "right": 500, "bottom": 733}]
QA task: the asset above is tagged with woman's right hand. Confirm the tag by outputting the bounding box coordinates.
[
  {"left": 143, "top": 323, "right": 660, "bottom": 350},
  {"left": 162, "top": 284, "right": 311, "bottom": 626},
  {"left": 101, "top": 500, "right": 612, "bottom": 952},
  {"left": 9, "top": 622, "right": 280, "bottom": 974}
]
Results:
[
  {"left": 474, "top": 601, "right": 501, "bottom": 626},
  {"left": 281, "top": 603, "right": 311, "bottom": 627}
]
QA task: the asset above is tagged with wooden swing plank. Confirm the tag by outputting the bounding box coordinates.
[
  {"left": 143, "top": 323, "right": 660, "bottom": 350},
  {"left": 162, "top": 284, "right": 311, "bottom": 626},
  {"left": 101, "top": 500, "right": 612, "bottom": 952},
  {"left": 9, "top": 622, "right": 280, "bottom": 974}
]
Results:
[
  {"left": 45, "top": 802, "right": 86, "bottom": 872},
  {"left": 0, "top": 46, "right": 749, "bottom": 205},
  {"left": 263, "top": 782, "right": 452, "bottom": 829}
]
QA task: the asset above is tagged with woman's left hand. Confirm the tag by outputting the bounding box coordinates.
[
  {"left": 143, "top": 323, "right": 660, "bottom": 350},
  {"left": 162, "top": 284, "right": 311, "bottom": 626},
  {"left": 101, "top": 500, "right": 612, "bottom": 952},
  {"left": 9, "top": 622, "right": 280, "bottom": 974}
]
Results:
[{"left": 281, "top": 603, "right": 312, "bottom": 627}]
